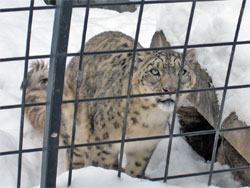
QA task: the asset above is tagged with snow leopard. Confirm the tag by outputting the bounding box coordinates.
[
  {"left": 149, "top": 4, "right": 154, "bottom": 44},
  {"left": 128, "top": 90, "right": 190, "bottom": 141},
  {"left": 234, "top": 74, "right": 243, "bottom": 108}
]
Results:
[{"left": 24, "top": 31, "right": 197, "bottom": 178}]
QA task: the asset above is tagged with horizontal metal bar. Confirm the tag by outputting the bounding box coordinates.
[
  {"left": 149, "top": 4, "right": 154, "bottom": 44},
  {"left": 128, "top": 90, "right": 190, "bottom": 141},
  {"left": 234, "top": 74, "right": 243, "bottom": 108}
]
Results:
[
  {"left": 0, "top": 55, "right": 51, "bottom": 63},
  {"left": 1, "top": 40, "right": 250, "bottom": 63},
  {"left": 1, "top": 84, "right": 249, "bottom": 111},
  {"left": 150, "top": 166, "right": 250, "bottom": 181},
  {"left": 0, "top": 148, "right": 43, "bottom": 156},
  {"left": 1, "top": 126, "right": 249, "bottom": 156},
  {"left": 0, "top": 0, "right": 224, "bottom": 13},
  {"left": 1, "top": 151, "right": 248, "bottom": 182},
  {"left": 0, "top": 149, "right": 249, "bottom": 181},
  {"left": 0, "top": 6, "right": 55, "bottom": 13}
]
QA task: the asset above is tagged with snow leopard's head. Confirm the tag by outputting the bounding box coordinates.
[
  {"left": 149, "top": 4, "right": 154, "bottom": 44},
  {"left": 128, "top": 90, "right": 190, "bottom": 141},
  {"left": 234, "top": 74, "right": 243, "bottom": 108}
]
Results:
[
  {"left": 20, "top": 60, "right": 48, "bottom": 90},
  {"left": 133, "top": 31, "right": 196, "bottom": 111}
]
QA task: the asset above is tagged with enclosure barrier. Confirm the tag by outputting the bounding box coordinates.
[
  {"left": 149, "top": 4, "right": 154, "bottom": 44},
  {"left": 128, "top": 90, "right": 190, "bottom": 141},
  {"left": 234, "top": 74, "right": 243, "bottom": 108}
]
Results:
[{"left": 0, "top": 0, "right": 250, "bottom": 187}]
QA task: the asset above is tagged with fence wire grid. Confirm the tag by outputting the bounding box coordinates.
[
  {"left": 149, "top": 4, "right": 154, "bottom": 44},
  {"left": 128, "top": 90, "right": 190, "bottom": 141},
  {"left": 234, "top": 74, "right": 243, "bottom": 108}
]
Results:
[{"left": 0, "top": 0, "right": 250, "bottom": 187}]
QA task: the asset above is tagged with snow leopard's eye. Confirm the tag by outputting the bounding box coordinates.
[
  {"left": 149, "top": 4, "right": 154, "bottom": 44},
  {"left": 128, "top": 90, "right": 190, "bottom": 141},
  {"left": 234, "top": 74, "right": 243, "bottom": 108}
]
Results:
[
  {"left": 179, "top": 69, "right": 187, "bottom": 77},
  {"left": 40, "top": 78, "right": 48, "bottom": 84},
  {"left": 150, "top": 69, "right": 160, "bottom": 76},
  {"left": 182, "top": 69, "right": 187, "bottom": 76}
]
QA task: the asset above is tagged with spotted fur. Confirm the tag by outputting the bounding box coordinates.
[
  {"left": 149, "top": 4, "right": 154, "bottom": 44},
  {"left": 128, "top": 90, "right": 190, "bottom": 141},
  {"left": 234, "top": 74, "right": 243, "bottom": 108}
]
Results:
[{"left": 24, "top": 31, "right": 196, "bottom": 178}]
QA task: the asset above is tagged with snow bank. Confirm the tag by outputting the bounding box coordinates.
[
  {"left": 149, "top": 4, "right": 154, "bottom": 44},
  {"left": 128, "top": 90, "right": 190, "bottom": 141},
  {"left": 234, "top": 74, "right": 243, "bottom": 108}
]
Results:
[
  {"left": 0, "top": 0, "right": 248, "bottom": 187},
  {"left": 55, "top": 167, "right": 181, "bottom": 188}
]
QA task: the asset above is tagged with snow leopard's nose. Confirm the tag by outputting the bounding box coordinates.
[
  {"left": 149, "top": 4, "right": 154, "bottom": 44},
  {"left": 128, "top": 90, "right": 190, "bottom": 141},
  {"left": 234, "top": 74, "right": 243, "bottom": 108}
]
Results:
[{"left": 163, "top": 87, "right": 176, "bottom": 93}]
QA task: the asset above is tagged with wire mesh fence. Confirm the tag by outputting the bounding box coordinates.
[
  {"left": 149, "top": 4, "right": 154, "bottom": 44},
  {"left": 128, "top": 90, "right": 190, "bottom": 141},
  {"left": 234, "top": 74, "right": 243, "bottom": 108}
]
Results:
[{"left": 0, "top": 0, "right": 250, "bottom": 187}]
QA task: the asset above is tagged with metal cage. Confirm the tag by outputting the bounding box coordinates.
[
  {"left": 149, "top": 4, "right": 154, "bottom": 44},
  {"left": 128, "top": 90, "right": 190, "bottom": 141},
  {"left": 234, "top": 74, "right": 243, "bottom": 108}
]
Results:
[{"left": 0, "top": 0, "right": 249, "bottom": 187}]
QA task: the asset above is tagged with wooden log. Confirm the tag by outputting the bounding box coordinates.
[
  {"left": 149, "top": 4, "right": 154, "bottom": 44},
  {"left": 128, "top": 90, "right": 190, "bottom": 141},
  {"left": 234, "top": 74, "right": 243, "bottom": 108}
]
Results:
[
  {"left": 221, "top": 112, "right": 250, "bottom": 163},
  {"left": 43, "top": 0, "right": 137, "bottom": 13},
  {"left": 177, "top": 106, "right": 218, "bottom": 161},
  {"left": 217, "top": 138, "right": 250, "bottom": 186},
  {"left": 184, "top": 61, "right": 250, "bottom": 163},
  {"left": 185, "top": 61, "right": 219, "bottom": 128}
]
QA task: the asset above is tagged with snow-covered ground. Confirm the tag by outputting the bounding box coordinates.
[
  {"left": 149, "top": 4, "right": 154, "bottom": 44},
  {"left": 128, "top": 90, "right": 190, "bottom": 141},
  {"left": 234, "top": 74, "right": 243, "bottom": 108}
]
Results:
[{"left": 0, "top": 0, "right": 249, "bottom": 187}]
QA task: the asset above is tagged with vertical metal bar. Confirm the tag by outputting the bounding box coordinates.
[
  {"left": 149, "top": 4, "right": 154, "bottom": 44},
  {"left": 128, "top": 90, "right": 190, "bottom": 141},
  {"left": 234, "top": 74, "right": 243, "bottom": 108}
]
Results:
[
  {"left": 208, "top": 0, "right": 246, "bottom": 185},
  {"left": 67, "top": 0, "right": 90, "bottom": 186},
  {"left": 118, "top": 0, "right": 145, "bottom": 178},
  {"left": 17, "top": 0, "right": 34, "bottom": 187},
  {"left": 40, "top": 0, "right": 73, "bottom": 187},
  {"left": 164, "top": 1, "right": 196, "bottom": 183}
]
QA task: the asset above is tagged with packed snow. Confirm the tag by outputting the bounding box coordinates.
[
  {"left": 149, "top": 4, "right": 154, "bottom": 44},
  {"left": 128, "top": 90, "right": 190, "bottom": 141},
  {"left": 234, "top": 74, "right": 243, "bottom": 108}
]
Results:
[{"left": 0, "top": 0, "right": 249, "bottom": 187}]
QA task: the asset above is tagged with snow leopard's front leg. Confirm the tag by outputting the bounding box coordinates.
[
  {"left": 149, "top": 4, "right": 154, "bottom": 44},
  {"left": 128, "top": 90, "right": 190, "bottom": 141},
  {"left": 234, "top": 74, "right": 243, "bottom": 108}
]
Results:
[
  {"left": 25, "top": 89, "right": 47, "bottom": 133},
  {"left": 125, "top": 141, "right": 158, "bottom": 178}
]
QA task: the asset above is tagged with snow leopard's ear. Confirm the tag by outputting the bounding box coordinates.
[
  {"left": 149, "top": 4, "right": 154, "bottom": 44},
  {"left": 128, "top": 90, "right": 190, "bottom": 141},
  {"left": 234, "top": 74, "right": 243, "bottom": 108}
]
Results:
[
  {"left": 150, "top": 30, "right": 171, "bottom": 48},
  {"left": 186, "top": 49, "right": 196, "bottom": 64}
]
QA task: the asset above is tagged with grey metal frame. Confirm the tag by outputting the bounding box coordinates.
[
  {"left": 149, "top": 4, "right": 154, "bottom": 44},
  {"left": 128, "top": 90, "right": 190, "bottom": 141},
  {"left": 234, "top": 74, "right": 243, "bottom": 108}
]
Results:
[
  {"left": 0, "top": 0, "right": 249, "bottom": 187},
  {"left": 41, "top": 0, "right": 73, "bottom": 187}
]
